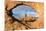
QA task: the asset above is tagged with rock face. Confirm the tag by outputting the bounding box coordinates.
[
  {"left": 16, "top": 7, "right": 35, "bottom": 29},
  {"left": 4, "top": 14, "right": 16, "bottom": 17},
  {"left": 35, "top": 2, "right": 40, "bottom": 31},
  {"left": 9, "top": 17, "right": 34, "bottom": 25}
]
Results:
[{"left": 5, "top": 1, "right": 44, "bottom": 30}]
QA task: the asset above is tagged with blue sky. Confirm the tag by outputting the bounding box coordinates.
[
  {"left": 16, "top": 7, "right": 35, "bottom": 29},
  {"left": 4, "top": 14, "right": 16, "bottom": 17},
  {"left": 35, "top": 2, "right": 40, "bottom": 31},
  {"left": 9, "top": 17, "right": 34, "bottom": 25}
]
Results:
[{"left": 12, "top": 5, "right": 37, "bottom": 19}]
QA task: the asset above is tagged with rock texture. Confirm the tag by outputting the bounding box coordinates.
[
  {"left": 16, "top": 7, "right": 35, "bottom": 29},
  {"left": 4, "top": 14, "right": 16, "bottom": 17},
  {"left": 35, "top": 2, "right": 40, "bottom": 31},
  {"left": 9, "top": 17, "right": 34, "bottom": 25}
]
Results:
[{"left": 5, "top": 0, "right": 44, "bottom": 31}]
